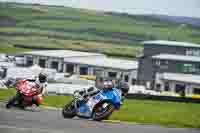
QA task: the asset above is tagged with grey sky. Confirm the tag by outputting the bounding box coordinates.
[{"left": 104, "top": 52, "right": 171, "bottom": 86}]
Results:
[{"left": 1, "top": 0, "right": 200, "bottom": 18}]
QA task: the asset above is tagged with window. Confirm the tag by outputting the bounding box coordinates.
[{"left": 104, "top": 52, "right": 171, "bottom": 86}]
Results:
[
  {"left": 124, "top": 75, "right": 129, "bottom": 82},
  {"left": 132, "top": 79, "right": 136, "bottom": 85},
  {"left": 39, "top": 59, "right": 46, "bottom": 68},
  {"left": 195, "top": 64, "right": 200, "bottom": 73},
  {"left": 193, "top": 88, "right": 200, "bottom": 95},
  {"left": 108, "top": 72, "right": 117, "bottom": 78},
  {"left": 51, "top": 61, "right": 59, "bottom": 70},
  {"left": 186, "top": 49, "right": 200, "bottom": 56},
  {"left": 186, "top": 49, "right": 192, "bottom": 56},
  {"left": 146, "top": 81, "right": 151, "bottom": 89},
  {"left": 66, "top": 64, "right": 74, "bottom": 74},
  {"left": 156, "top": 84, "right": 161, "bottom": 90},
  {"left": 155, "top": 60, "right": 160, "bottom": 66},
  {"left": 175, "top": 84, "right": 185, "bottom": 93},
  {"left": 183, "top": 64, "right": 196, "bottom": 73},
  {"left": 155, "top": 60, "right": 168, "bottom": 68},
  {"left": 161, "top": 60, "right": 168, "bottom": 65},
  {"left": 80, "top": 67, "right": 88, "bottom": 75},
  {"left": 26, "top": 56, "right": 33, "bottom": 66},
  {"left": 164, "top": 82, "right": 170, "bottom": 91},
  {"left": 177, "top": 63, "right": 197, "bottom": 73}
]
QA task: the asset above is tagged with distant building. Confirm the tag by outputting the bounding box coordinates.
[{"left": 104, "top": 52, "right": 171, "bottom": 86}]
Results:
[
  {"left": 137, "top": 40, "right": 200, "bottom": 95},
  {"left": 17, "top": 50, "right": 138, "bottom": 85}
]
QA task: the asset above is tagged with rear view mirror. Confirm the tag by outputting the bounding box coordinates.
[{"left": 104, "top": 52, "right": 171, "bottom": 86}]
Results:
[{"left": 88, "top": 87, "right": 94, "bottom": 92}]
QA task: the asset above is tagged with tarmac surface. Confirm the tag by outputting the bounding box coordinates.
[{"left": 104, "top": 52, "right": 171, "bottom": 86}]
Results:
[{"left": 0, "top": 104, "right": 199, "bottom": 133}]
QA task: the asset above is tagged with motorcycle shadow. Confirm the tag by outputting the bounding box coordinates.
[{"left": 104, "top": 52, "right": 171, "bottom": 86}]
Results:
[
  {"left": 3, "top": 102, "right": 42, "bottom": 112},
  {"left": 66, "top": 116, "right": 104, "bottom": 123},
  {"left": 12, "top": 107, "right": 41, "bottom": 112}
]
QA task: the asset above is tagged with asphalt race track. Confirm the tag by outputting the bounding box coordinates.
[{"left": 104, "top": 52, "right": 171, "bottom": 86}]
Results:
[{"left": 0, "top": 104, "right": 199, "bottom": 133}]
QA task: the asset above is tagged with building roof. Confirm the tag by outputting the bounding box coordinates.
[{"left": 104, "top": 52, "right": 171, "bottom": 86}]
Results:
[
  {"left": 21, "top": 50, "right": 104, "bottom": 58},
  {"left": 152, "top": 54, "right": 200, "bottom": 62},
  {"left": 162, "top": 73, "right": 200, "bottom": 84},
  {"left": 0, "top": 62, "right": 14, "bottom": 68},
  {"left": 64, "top": 57, "right": 138, "bottom": 70},
  {"left": 6, "top": 66, "right": 56, "bottom": 80},
  {"left": 142, "top": 40, "right": 200, "bottom": 48}
]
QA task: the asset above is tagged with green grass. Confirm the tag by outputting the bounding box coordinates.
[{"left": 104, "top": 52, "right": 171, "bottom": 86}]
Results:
[
  {"left": 1, "top": 2, "right": 200, "bottom": 58},
  {"left": 0, "top": 89, "right": 16, "bottom": 101},
  {"left": 42, "top": 95, "right": 72, "bottom": 108},
  {"left": 111, "top": 100, "right": 200, "bottom": 128},
  {"left": 0, "top": 45, "right": 31, "bottom": 54},
  {"left": 0, "top": 2, "right": 200, "bottom": 128},
  {"left": 0, "top": 38, "right": 31, "bottom": 54},
  {"left": 0, "top": 35, "right": 141, "bottom": 58},
  {"left": 1, "top": 89, "right": 200, "bottom": 128}
]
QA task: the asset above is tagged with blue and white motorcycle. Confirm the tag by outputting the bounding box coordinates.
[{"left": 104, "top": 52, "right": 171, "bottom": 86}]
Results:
[{"left": 62, "top": 86, "right": 127, "bottom": 121}]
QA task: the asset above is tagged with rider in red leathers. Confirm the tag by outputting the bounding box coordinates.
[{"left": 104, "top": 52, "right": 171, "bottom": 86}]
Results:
[
  {"left": 28, "top": 72, "right": 48, "bottom": 106},
  {"left": 6, "top": 72, "right": 48, "bottom": 108}
]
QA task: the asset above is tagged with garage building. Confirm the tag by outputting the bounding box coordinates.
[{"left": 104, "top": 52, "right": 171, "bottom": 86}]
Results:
[{"left": 17, "top": 50, "right": 138, "bottom": 85}]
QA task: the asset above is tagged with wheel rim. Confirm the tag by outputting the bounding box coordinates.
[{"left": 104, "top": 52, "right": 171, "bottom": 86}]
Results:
[
  {"left": 63, "top": 102, "right": 76, "bottom": 114},
  {"left": 64, "top": 105, "right": 73, "bottom": 113},
  {"left": 94, "top": 103, "right": 111, "bottom": 117}
]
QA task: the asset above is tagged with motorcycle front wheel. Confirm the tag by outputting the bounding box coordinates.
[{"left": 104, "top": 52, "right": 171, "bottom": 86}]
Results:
[
  {"left": 92, "top": 102, "right": 115, "bottom": 121},
  {"left": 62, "top": 100, "right": 76, "bottom": 118}
]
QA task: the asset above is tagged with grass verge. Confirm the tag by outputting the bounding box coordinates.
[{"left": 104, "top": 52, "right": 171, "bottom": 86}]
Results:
[{"left": 0, "top": 89, "right": 200, "bottom": 128}]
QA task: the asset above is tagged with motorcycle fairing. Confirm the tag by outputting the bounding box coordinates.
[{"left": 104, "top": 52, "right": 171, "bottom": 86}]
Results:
[{"left": 77, "top": 88, "right": 122, "bottom": 117}]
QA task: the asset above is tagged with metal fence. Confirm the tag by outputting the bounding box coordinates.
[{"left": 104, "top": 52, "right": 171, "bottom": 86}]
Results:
[{"left": 126, "top": 94, "right": 200, "bottom": 103}]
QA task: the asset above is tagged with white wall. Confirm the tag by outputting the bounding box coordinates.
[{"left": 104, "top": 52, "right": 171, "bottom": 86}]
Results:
[
  {"left": 29, "top": 55, "right": 137, "bottom": 86},
  {"left": 65, "top": 63, "right": 137, "bottom": 85},
  {"left": 155, "top": 77, "right": 200, "bottom": 95},
  {"left": 31, "top": 55, "right": 63, "bottom": 72}
]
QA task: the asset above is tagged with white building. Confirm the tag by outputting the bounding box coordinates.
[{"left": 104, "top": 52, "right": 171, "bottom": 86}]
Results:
[
  {"left": 6, "top": 65, "right": 57, "bottom": 81},
  {"left": 17, "top": 50, "right": 138, "bottom": 85},
  {"left": 156, "top": 73, "right": 200, "bottom": 95}
]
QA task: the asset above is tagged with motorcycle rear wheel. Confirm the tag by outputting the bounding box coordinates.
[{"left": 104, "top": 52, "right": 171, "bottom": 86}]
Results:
[
  {"left": 6, "top": 96, "right": 17, "bottom": 109},
  {"left": 92, "top": 102, "right": 115, "bottom": 121},
  {"left": 62, "top": 100, "right": 76, "bottom": 118},
  {"left": 6, "top": 97, "right": 26, "bottom": 109}
]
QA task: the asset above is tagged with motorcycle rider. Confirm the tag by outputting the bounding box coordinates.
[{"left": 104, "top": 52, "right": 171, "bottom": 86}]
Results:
[
  {"left": 29, "top": 72, "right": 48, "bottom": 106},
  {"left": 102, "top": 80, "right": 114, "bottom": 91},
  {"left": 76, "top": 79, "right": 129, "bottom": 104},
  {"left": 117, "top": 81, "right": 129, "bottom": 103},
  {"left": 10, "top": 72, "right": 48, "bottom": 107}
]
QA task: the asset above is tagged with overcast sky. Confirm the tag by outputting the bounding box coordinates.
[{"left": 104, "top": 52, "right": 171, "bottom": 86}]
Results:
[{"left": 1, "top": 0, "right": 200, "bottom": 18}]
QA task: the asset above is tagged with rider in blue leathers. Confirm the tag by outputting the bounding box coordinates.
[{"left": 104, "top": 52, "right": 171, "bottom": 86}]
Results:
[
  {"left": 102, "top": 80, "right": 129, "bottom": 96},
  {"left": 76, "top": 79, "right": 129, "bottom": 104},
  {"left": 100, "top": 80, "right": 129, "bottom": 103}
]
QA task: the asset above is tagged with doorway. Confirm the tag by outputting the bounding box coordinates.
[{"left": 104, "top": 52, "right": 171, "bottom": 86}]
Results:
[
  {"left": 26, "top": 56, "right": 33, "bottom": 67},
  {"left": 39, "top": 59, "right": 46, "bottom": 68},
  {"left": 108, "top": 72, "right": 117, "bottom": 78},
  {"left": 66, "top": 64, "right": 74, "bottom": 74},
  {"left": 51, "top": 61, "right": 59, "bottom": 70},
  {"left": 175, "top": 84, "right": 186, "bottom": 97}
]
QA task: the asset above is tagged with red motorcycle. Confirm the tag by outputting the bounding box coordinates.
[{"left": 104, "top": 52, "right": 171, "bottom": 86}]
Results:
[{"left": 6, "top": 80, "right": 44, "bottom": 109}]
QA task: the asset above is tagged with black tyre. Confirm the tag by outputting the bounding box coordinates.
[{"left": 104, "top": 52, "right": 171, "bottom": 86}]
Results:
[
  {"left": 62, "top": 100, "right": 76, "bottom": 119},
  {"left": 6, "top": 96, "right": 16, "bottom": 109},
  {"left": 92, "top": 102, "right": 115, "bottom": 121}
]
